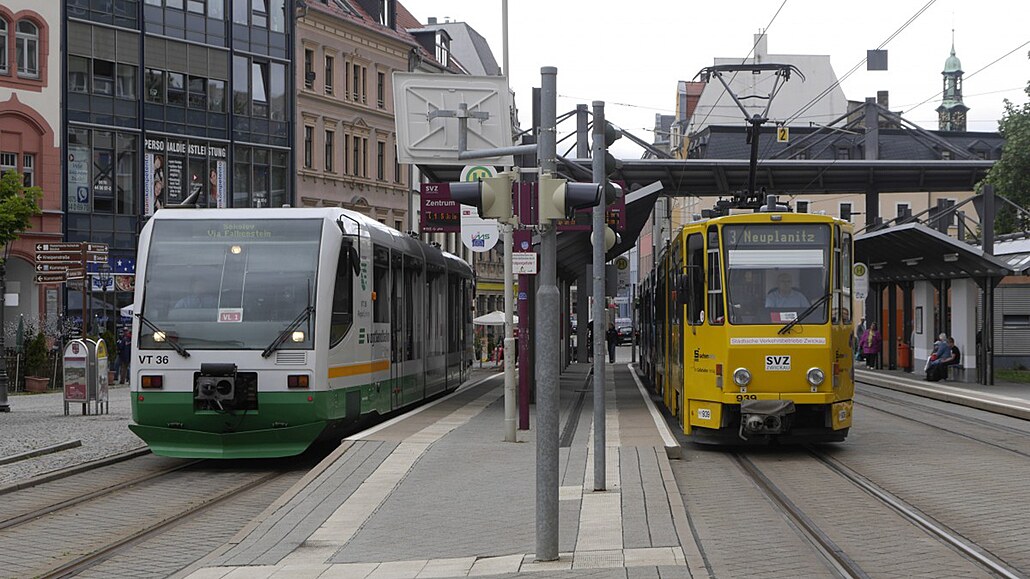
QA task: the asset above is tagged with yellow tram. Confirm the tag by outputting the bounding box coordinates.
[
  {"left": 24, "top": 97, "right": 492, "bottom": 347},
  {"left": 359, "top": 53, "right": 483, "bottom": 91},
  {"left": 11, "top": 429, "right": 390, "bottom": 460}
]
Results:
[{"left": 642, "top": 203, "right": 855, "bottom": 443}]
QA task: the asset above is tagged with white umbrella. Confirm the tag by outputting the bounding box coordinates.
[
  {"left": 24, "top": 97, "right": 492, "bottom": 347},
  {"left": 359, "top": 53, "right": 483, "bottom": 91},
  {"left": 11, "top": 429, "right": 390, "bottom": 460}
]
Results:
[
  {"left": 120, "top": 303, "right": 134, "bottom": 317},
  {"left": 473, "top": 310, "right": 518, "bottom": 326}
]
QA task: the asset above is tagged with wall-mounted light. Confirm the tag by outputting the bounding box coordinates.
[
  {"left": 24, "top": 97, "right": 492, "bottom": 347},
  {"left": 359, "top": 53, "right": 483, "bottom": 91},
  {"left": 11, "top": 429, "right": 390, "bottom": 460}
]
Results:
[
  {"left": 943, "top": 253, "right": 959, "bottom": 262},
  {"left": 870, "top": 261, "right": 886, "bottom": 270},
  {"left": 902, "top": 257, "right": 923, "bottom": 266}
]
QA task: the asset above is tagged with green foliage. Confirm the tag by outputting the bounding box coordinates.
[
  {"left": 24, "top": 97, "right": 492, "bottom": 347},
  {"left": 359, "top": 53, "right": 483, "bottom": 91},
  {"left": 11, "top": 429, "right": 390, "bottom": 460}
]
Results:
[
  {"left": 25, "top": 331, "right": 49, "bottom": 377},
  {"left": 100, "top": 330, "right": 117, "bottom": 362},
  {"left": 0, "top": 169, "right": 42, "bottom": 250},
  {"left": 981, "top": 76, "right": 1030, "bottom": 234}
]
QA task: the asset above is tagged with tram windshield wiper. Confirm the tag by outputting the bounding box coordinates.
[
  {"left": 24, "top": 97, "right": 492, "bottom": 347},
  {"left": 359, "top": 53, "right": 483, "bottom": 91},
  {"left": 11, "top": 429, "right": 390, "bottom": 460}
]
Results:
[
  {"left": 135, "top": 313, "right": 191, "bottom": 358},
  {"left": 262, "top": 305, "right": 314, "bottom": 358},
  {"left": 777, "top": 292, "right": 831, "bottom": 335}
]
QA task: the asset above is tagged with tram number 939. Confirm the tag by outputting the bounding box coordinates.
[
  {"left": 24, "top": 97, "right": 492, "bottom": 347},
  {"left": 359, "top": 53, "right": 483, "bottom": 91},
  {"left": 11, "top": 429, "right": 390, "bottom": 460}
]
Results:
[{"left": 735, "top": 394, "right": 757, "bottom": 402}]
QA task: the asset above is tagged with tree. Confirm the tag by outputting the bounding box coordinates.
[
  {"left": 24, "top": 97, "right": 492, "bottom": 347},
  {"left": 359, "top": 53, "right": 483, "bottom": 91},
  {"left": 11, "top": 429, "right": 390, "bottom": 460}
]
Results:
[
  {"left": 982, "top": 74, "right": 1030, "bottom": 234},
  {"left": 0, "top": 169, "right": 42, "bottom": 250}
]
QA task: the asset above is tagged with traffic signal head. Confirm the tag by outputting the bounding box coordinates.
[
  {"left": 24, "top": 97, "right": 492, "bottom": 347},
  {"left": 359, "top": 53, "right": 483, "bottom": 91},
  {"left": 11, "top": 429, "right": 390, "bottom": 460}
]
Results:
[
  {"left": 591, "top": 226, "right": 620, "bottom": 252},
  {"left": 537, "top": 175, "right": 602, "bottom": 222},
  {"left": 448, "top": 172, "right": 514, "bottom": 220},
  {"left": 604, "top": 182, "right": 623, "bottom": 205}
]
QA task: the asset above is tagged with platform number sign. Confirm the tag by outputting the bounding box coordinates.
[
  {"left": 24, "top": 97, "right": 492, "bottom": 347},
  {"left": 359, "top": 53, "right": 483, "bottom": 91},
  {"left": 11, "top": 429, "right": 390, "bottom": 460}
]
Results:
[{"left": 776, "top": 124, "right": 789, "bottom": 143}]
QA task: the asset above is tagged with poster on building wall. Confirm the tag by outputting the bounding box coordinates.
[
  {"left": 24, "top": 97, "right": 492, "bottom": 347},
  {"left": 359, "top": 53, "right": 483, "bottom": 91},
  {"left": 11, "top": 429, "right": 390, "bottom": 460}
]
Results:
[
  {"left": 215, "top": 160, "right": 227, "bottom": 208},
  {"left": 166, "top": 156, "right": 185, "bottom": 205},
  {"left": 67, "top": 145, "right": 91, "bottom": 213},
  {"left": 144, "top": 151, "right": 166, "bottom": 215}
]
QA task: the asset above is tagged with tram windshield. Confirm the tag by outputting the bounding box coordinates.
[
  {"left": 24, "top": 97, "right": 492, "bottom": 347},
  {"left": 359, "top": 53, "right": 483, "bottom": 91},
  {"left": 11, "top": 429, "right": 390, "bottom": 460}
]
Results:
[
  {"left": 722, "top": 223, "right": 830, "bottom": 325},
  {"left": 139, "top": 219, "right": 323, "bottom": 350}
]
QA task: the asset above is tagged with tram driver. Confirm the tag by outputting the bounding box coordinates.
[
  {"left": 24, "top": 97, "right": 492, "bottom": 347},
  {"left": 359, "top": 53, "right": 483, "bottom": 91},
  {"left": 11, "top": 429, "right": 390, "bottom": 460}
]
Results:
[{"left": 765, "top": 272, "right": 810, "bottom": 310}]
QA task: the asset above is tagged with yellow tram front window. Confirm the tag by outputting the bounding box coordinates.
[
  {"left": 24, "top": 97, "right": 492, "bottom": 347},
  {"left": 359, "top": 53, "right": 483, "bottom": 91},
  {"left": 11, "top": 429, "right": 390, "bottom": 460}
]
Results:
[{"left": 723, "top": 223, "right": 830, "bottom": 325}]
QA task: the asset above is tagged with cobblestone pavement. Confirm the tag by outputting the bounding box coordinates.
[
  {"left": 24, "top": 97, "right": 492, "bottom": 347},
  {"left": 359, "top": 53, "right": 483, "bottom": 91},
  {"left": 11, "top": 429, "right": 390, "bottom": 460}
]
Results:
[{"left": 0, "top": 384, "right": 144, "bottom": 487}]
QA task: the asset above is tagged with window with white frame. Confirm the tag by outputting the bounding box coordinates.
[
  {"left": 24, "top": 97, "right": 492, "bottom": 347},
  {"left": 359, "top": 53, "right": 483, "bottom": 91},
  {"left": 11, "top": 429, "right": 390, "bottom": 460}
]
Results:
[
  {"left": 0, "top": 152, "right": 16, "bottom": 176},
  {"left": 435, "top": 31, "right": 449, "bottom": 66},
  {"left": 325, "top": 129, "right": 334, "bottom": 172},
  {"left": 22, "top": 154, "right": 33, "bottom": 187},
  {"left": 324, "top": 54, "right": 334, "bottom": 95},
  {"left": 0, "top": 19, "right": 7, "bottom": 75},
  {"left": 16, "top": 20, "right": 38, "bottom": 79}
]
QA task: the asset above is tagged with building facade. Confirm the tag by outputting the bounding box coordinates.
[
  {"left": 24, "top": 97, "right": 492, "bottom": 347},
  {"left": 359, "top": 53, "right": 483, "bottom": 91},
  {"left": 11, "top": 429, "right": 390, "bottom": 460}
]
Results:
[
  {"left": 0, "top": 1, "right": 62, "bottom": 328},
  {"left": 64, "top": 0, "right": 294, "bottom": 330}
]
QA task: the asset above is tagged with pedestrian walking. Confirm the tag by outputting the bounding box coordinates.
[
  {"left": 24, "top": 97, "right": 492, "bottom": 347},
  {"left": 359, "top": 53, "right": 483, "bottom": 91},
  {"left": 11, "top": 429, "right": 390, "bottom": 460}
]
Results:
[
  {"left": 117, "top": 329, "right": 132, "bottom": 384},
  {"left": 606, "top": 323, "right": 618, "bottom": 364}
]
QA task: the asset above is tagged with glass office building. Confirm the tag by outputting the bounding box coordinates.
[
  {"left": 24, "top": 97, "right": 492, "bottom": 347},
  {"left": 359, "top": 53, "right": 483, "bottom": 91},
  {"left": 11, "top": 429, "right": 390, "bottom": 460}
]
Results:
[{"left": 63, "top": 0, "right": 294, "bottom": 330}]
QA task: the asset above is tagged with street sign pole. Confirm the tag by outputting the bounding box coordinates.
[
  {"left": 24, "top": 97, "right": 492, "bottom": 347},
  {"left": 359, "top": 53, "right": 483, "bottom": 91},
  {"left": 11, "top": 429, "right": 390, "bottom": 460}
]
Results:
[
  {"left": 591, "top": 101, "right": 607, "bottom": 492},
  {"left": 535, "top": 65, "right": 560, "bottom": 563}
]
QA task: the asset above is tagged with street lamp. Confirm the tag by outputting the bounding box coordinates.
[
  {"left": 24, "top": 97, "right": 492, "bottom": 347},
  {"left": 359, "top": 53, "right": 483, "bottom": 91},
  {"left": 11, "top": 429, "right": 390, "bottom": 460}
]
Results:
[{"left": 0, "top": 241, "right": 12, "bottom": 412}]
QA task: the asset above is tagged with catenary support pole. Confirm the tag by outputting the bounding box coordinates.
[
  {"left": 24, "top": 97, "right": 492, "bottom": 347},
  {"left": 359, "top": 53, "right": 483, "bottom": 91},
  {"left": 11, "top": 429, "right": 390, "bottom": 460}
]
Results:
[
  {"left": 591, "top": 101, "right": 607, "bottom": 491},
  {"left": 535, "top": 65, "right": 560, "bottom": 562}
]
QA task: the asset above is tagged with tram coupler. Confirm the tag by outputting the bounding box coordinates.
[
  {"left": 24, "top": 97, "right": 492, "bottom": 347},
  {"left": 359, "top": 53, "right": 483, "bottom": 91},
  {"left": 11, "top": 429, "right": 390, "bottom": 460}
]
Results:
[
  {"left": 739, "top": 399, "right": 795, "bottom": 438},
  {"left": 195, "top": 363, "right": 239, "bottom": 406}
]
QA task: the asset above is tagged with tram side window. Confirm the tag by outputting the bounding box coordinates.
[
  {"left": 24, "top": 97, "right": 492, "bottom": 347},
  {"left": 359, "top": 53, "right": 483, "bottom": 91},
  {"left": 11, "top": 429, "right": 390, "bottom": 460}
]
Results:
[
  {"left": 330, "top": 242, "right": 354, "bottom": 346},
  {"left": 841, "top": 232, "right": 853, "bottom": 324},
  {"left": 391, "top": 252, "right": 404, "bottom": 362},
  {"left": 707, "top": 227, "right": 724, "bottom": 325},
  {"left": 832, "top": 225, "right": 842, "bottom": 325},
  {"left": 687, "top": 233, "right": 704, "bottom": 325},
  {"left": 404, "top": 255, "right": 422, "bottom": 360},
  {"left": 448, "top": 274, "right": 461, "bottom": 353},
  {"left": 373, "top": 246, "right": 389, "bottom": 323}
]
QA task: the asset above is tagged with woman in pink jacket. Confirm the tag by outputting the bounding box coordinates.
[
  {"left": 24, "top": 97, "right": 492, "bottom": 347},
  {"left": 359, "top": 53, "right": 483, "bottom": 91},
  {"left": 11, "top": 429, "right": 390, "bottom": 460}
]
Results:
[{"left": 860, "top": 322, "right": 882, "bottom": 369}]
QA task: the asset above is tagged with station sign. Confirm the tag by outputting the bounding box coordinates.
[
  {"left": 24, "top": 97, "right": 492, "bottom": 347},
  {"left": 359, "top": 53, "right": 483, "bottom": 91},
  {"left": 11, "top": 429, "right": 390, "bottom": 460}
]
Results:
[
  {"left": 35, "top": 272, "right": 68, "bottom": 284},
  {"left": 420, "top": 183, "right": 461, "bottom": 233}
]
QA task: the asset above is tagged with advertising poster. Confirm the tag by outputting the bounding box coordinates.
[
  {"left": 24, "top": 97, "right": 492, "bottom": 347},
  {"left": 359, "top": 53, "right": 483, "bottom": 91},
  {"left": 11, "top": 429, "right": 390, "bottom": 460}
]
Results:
[
  {"left": 215, "top": 160, "right": 227, "bottom": 208},
  {"left": 166, "top": 156, "right": 184, "bottom": 204},
  {"left": 63, "top": 340, "right": 88, "bottom": 403},
  {"left": 144, "top": 151, "right": 166, "bottom": 215},
  {"left": 67, "top": 145, "right": 91, "bottom": 213}
]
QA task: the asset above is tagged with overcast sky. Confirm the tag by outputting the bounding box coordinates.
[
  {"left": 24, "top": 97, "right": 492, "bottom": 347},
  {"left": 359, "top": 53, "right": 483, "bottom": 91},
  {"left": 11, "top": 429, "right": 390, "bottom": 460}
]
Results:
[{"left": 404, "top": 0, "right": 1030, "bottom": 158}]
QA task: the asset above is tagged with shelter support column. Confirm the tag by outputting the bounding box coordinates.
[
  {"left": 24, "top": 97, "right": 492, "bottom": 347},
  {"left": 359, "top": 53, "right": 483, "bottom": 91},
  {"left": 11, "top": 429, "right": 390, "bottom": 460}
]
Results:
[
  {"left": 951, "top": 278, "right": 978, "bottom": 381},
  {"left": 902, "top": 282, "right": 914, "bottom": 372},
  {"left": 912, "top": 281, "right": 936, "bottom": 365},
  {"left": 887, "top": 282, "right": 898, "bottom": 370}
]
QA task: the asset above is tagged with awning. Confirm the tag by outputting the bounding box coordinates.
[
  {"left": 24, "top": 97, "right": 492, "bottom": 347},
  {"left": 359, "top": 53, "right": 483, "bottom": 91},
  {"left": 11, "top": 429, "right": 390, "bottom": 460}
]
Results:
[
  {"left": 473, "top": 310, "right": 518, "bottom": 326},
  {"left": 855, "top": 222, "right": 1013, "bottom": 283}
]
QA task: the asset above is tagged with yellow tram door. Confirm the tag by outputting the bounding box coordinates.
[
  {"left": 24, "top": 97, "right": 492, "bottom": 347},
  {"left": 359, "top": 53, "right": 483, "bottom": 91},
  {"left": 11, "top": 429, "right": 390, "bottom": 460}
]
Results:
[{"left": 680, "top": 227, "right": 726, "bottom": 435}]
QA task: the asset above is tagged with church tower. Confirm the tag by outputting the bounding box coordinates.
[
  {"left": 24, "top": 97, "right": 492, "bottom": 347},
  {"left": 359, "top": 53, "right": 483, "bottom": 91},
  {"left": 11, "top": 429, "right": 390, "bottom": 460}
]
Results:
[{"left": 936, "top": 33, "right": 968, "bottom": 132}]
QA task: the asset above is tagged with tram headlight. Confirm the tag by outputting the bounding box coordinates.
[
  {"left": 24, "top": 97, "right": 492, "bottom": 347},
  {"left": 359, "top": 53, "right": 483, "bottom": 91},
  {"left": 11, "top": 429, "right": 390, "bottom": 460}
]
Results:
[
  {"left": 807, "top": 367, "right": 826, "bottom": 386},
  {"left": 733, "top": 368, "right": 752, "bottom": 387},
  {"left": 153, "top": 331, "right": 166, "bottom": 343},
  {"left": 291, "top": 331, "right": 305, "bottom": 343}
]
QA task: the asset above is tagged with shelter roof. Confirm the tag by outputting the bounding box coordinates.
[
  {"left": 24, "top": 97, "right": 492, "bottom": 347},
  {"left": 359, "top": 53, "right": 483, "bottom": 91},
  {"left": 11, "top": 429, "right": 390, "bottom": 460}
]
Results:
[{"left": 855, "top": 222, "right": 1013, "bottom": 283}]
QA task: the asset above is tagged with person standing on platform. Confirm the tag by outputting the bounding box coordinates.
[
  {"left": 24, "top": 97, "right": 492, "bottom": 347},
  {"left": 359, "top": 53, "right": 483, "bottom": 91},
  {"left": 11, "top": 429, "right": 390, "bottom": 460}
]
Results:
[
  {"left": 606, "top": 323, "right": 618, "bottom": 364},
  {"left": 860, "top": 322, "right": 882, "bottom": 369}
]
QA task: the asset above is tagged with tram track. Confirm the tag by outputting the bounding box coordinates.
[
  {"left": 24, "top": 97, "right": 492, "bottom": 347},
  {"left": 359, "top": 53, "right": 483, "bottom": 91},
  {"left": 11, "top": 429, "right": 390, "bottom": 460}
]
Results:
[
  {"left": 734, "top": 448, "right": 1023, "bottom": 579},
  {"left": 857, "top": 384, "right": 1030, "bottom": 459},
  {"left": 38, "top": 469, "right": 292, "bottom": 579}
]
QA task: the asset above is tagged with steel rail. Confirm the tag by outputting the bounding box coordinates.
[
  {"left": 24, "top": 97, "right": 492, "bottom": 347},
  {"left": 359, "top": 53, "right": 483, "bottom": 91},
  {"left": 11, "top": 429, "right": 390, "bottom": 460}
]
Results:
[
  {"left": 0, "top": 447, "right": 152, "bottom": 495},
  {"left": 808, "top": 449, "right": 1022, "bottom": 579},
  {"left": 38, "top": 470, "right": 287, "bottom": 579},
  {"left": 732, "top": 453, "right": 869, "bottom": 579},
  {"left": 0, "top": 457, "right": 202, "bottom": 531}
]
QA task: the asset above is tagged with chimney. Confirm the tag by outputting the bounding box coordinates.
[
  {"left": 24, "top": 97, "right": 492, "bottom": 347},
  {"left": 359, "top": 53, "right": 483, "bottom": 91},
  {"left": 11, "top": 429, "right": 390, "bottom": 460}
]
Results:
[
  {"left": 428, "top": 17, "right": 437, "bottom": 24},
  {"left": 753, "top": 32, "right": 768, "bottom": 61}
]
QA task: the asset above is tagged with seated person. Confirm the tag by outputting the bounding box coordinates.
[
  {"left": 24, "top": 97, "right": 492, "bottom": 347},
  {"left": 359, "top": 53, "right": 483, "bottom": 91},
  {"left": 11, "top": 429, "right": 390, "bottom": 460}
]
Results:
[
  {"left": 765, "top": 273, "right": 810, "bottom": 309},
  {"left": 926, "top": 337, "right": 961, "bottom": 382}
]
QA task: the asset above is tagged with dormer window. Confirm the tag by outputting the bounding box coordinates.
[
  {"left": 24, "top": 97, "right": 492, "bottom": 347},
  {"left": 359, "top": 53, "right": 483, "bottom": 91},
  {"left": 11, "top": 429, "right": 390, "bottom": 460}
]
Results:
[{"left": 435, "top": 31, "right": 449, "bottom": 67}]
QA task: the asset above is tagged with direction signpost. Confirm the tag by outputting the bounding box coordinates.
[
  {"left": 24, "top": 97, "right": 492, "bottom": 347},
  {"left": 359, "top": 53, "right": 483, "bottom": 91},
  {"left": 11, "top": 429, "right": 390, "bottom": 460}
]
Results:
[{"left": 34, "top": 242, "right": 109, "bottom": 334}]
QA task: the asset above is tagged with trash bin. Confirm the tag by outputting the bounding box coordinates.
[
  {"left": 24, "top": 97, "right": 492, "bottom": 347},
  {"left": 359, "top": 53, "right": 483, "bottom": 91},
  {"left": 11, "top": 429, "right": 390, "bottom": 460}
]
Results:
[{"left": 898, "top": 343, "right": 911, "bottom": 370}]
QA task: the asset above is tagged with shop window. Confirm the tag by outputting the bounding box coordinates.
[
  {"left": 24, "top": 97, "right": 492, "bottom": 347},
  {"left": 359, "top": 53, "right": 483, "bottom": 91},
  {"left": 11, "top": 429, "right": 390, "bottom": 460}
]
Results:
[{"left": 16, "top": 20, "right": 38, "bottom": 79}]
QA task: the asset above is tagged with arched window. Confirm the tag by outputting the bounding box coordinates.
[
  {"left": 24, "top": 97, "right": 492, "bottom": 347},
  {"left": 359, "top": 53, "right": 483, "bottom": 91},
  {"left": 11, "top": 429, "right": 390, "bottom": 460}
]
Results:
[
  {"left": 16, "top": 19, "right": 38, "bottom": 79},
  {"left": 0, "top": 19, "right": 8, "bottom": 74}
]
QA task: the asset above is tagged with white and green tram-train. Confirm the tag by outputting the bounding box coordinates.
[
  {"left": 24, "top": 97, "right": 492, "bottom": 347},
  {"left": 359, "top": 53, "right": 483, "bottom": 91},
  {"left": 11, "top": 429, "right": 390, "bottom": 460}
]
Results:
[{"left": 128, "top": 208, "right": 474, "bottom": 458}]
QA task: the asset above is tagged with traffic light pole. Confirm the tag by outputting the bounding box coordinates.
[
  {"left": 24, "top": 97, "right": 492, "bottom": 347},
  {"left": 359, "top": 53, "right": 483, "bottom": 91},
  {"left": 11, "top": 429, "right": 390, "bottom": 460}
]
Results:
[
  {"left": 591, "top": 101, "right": 607, "bottom": 491},
  {"left": 535, "top": 65, "right": 560, "bottom": 562},
  {"left": 502, "top": 219, "right": 516, "bottom": 443}
]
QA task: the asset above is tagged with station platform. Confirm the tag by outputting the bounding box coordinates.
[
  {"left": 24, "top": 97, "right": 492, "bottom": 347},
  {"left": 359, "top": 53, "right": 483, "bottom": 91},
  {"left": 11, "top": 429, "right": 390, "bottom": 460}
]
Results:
[
  {"left": 179, "top": 353, "right": 703, "bottom": 579},
  {"left": 174, "top": 353, "right": 1029, "bottom": 579},
  {"left": 855, "top": 366, "right": 1030, "bottom": 420}
]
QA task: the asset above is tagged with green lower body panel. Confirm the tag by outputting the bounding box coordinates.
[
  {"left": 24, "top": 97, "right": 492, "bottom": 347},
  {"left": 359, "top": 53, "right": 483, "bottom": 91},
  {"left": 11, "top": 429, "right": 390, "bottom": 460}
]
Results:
[
  {"left": 130, "top": 390, "right": 344, "bottom": 459},
  {"left": 128, "top": 421, "right": 329, "bottom": 459}
]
